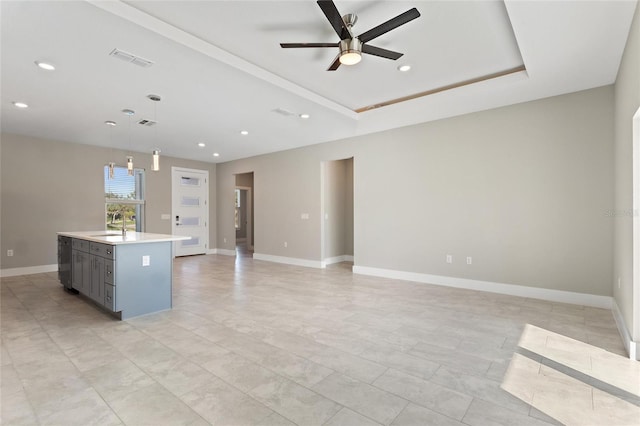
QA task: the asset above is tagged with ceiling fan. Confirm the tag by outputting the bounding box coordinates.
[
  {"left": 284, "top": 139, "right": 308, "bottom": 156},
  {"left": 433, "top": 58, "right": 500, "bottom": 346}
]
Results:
[{"left": 280, "top": 0, "right": 421, "bottom": 71}]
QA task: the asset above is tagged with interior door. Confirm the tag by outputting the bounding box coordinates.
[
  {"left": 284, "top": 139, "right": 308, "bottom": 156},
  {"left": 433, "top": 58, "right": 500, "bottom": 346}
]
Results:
[{"left": 171, "top": 167, "right": 209, "bottom": 256}]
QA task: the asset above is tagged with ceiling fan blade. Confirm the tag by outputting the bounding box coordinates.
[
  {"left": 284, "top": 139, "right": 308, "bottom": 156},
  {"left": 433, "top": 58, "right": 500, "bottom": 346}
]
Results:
[
  {"left": 317, "top": 0, "right": 351, "bottom": 40},
  {"left": 327, "top": 54, "right": 342, "bottom": 71},
  {"left": 280, "top": 43, "right": 339, "bottom": 48},
  {"left": 362, "top": 44, "right": 403, "bottom": 60},
  {"left": 358, "top": 8, "right": 421, "bottom": 44}
]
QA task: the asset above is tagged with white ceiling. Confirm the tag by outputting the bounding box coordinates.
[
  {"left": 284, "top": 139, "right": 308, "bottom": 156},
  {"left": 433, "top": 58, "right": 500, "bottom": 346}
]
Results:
[{"left": 1, "top": 1, "right": 637, "bottom": 164}]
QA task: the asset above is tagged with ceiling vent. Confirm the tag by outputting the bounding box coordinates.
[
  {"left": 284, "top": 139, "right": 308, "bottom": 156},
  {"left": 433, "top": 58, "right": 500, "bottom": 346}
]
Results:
[
  {"left": 272, "top": 108, "right": 296, "bottom": 117},
  {"left": 109, "top": 48, "right": 154, "bottom": 68},
  {"left": 137, "top": 119, "right": 157, "bottom": 127}
]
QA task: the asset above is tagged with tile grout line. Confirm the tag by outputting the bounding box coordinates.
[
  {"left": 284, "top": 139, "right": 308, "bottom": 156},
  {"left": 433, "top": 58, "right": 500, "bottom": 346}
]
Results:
[{"left": 515, "top": 347, "right": 640, "bottom": 407}]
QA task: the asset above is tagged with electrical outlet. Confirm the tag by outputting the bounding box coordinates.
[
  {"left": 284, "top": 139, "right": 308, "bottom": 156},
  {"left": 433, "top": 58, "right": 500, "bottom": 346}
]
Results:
[
  {"left": 466, "top": 257, "right": 472, "bottom": 265},
  {"left": 301, "top": 213, "right": 309, "bottom": 220},
  {"left": 7, "top": 249, "right": 14, "bottom": 257},
  {"left": 446, "top": 254, "right": 452, "bottom": 264},
  {"left": 223, "top": 237, "right": 227, "bottom": 243},
  {"left": 284, "top": 242, "right": 288, "bottom": 248},
  {"left": 161, "top": 214, "right": 170, "bottom": 220},
  {"left": 142, "top": 255, "right": 150, "bottom": 266}
]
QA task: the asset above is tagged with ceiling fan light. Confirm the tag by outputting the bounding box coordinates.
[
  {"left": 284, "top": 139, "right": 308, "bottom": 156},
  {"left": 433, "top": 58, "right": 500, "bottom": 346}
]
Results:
[
  {"left": 339, "top": 38, "right": 363, "bottom": 66},
  {"left": 340, "top": 51, "right": 361, "bottom": 65}
]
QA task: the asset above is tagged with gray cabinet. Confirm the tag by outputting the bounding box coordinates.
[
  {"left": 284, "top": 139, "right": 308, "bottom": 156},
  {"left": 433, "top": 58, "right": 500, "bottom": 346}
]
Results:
[
  {"left": 72, "top": 240, "right": 90, "bottom": 295},
  {"left": 90, "top": 254, "right": 105, "bottom": 304},
  {"left": 104, "top": 283, "right": 116, "bottom": 311},
  {"left": 61, "top": 234, "right": 174, "bottom": 320},
  {"left": 90, "top": 242, "right": 116, "bottom": 309},
  {"left": 70, "top": 239, "right": 116, "bottom": 311}
]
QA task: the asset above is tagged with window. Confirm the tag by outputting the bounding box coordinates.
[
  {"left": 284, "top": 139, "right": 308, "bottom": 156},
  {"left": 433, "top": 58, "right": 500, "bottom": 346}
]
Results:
[
  {"left": 104, "top": 165, "right": 145, "bottom": 232},
  {"left": 235, "top": 188, "right": 241, "bottom": 230}
]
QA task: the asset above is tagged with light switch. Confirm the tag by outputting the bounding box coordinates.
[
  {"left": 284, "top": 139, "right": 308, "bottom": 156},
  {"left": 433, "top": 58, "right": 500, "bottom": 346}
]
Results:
[
  {"left": 161, "top": 214, "right": 170, "bottom": 220},
  {"left": 142, "top": 255, "right": 150, "bottom": 266},
  {"left": 301, "top": 213, "right": 310, "bottom": 220}
]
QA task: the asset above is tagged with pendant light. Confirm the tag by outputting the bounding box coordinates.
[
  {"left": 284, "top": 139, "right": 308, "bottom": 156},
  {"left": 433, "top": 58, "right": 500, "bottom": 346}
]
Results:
[
  {"left": 152, "top": 150, "right": 160, "bottom": 171},
  {"left": 122, "top": 109, "right": 135, "bottom": 176},
  {"left": 147, "top": 94, "right": 161, "bottom": 172}
]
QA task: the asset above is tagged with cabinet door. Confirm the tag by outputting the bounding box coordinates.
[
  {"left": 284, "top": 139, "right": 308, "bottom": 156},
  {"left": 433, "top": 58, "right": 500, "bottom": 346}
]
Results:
[
  {"left": 90, "top": 255, "right": 105, "bottom": 304},
  {"left": 71, "top": 250, "right": 81, "bottom": 290},
  {"left": 104, "top": 284, "right": 116, "bottom": 311},
  {"left": 72, "top": 250, "right": 90, "bottom": 295}
]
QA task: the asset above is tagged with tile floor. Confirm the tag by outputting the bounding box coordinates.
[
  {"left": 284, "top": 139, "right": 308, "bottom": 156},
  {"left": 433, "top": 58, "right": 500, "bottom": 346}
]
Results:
[{"left": 1, "top": 254, "right": 637, "bottom": 425}]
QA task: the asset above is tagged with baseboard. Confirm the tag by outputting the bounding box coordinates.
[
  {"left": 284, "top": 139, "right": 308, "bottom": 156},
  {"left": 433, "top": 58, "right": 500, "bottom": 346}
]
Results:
[
  {"left": 352, "top": 265, "right": 612, "bottom": 309},
  {"left": 253, "top": 253, "right": 323, "bottom": 269},
  {"left": 612, "top": 298, "right": 639, "bottom": 360},
  {"left": 321, "top": 255, "right": 355, "bottom": 267},
  {"left": 216, "top": 249, "right": 237, "bottom": 256},
  {"left": 206, "top": 249, "right": 218, "bottom": 255},
  {"left": 1, "top": 264, "right": 58, "bottom": 278}
]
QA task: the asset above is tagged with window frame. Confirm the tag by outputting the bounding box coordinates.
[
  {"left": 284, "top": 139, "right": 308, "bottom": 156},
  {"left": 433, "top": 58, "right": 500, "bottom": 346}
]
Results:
[{"left": 104, "top": 165, "right": 146, "bottom": 232}]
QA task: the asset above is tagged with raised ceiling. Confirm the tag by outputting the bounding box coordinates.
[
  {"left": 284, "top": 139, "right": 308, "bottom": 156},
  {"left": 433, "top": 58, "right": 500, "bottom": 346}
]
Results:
[{"left": 1, "top": 1, "right": 637, "bottom": 163}]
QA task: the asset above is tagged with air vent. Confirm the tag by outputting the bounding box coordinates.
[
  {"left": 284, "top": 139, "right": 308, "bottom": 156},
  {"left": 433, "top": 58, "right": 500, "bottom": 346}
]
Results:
[
  {"left": 272, "top": 108, "right": 296, "bottom": 117},
  {"left": 137, "top": 119, "right": 157, "bottom": 127},
  {"left": 109, "top": 48, "right": 154, "bottom": 68}
]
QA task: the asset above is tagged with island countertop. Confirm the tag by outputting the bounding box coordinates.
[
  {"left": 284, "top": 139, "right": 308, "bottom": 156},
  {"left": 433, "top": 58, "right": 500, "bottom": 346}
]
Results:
[{"left": 57, "top": 231, "right": 190, "bottom": 245}]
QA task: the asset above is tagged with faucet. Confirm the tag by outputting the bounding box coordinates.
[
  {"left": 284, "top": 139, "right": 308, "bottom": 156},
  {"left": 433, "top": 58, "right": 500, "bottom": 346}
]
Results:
[{"left": 121, "top": 210, "right": 127, "bottom": 237}]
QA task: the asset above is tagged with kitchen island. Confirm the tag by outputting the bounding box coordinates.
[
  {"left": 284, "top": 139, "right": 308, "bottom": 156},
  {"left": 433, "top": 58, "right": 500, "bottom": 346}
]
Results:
[{"left": 57, "top": 231, "right": 189, "bottom": 320}]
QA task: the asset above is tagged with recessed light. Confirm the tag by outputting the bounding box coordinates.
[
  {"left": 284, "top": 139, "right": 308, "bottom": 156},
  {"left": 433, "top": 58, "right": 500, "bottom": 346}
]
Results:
[
  {"left": 198, "top": 143, "right": 206, "bottom": 147},
  {"left": 397, "top": 65, "right": 411, "bottom": 72},
  {"left": 213, "top": 153, "right": 220, "bottom": 157},
  {"left": 12, "top": 102, "right": 28, "bottom": 109},
  {"left": 104, "top": 120, "right": 117, "bottom": 126},
  {"left": 240, "top": 130, "right": 249, "bottom": 135},
  {"left": 299, "top": 114, "right": 310, "bottom": 119},
  {"left": 35, "top": 61, "right": 55, "bottom": 71},
  {"left": 121, "top": 109, "right": 135, "bottom": 116}
]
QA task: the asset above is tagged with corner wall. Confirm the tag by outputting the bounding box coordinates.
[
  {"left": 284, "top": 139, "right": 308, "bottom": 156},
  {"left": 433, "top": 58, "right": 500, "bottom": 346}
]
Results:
[
  {"left": 613, "top": 1, "right": 640, "bottom": 347},
  {"left": 217, "top": 86, "right": 614, "bottom": 299}
]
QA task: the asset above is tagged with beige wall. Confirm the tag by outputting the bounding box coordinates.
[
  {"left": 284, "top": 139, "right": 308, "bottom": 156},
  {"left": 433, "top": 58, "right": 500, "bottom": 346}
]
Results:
[
  {"left": 345, "top": 157, "right": 354, "bottom": 256},
  {"left": 235, "top": 172, "right": 254, "bottom": 188},
  {"left": 614, "top": 3, "right": 640, "bottom": 340},
  {"left": 0, "top": 133, "right": 216, "bottom": 269},
  {"left": 217, "top": 86, "right": 614, "bottom": 297}
]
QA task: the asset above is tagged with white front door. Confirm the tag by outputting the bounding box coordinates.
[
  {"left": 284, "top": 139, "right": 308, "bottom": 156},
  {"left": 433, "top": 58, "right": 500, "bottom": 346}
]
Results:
[{"left": 172, "top": 167, "right": 209, "bottom": 256}]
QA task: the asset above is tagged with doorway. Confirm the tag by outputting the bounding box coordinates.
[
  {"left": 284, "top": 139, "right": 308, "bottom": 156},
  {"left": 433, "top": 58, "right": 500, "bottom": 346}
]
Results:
[
  {"left": 235, "top": 172, "right": 254, "bottom": 257},
  {"left": 321, "top": 158, "right": 354, "bottom": 266}
]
